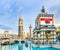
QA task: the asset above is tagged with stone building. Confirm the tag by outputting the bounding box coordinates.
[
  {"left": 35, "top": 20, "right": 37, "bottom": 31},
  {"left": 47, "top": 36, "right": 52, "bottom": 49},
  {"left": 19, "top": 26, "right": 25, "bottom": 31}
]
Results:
[
  {"left": 18, "top": 16, "right": 24, "bottom": 39},
  {"left": 3, "top": 30, "right": 10, "bottom": 38},
  {"left": 33, "top": 6, "right": 56, "bottom": 44}
]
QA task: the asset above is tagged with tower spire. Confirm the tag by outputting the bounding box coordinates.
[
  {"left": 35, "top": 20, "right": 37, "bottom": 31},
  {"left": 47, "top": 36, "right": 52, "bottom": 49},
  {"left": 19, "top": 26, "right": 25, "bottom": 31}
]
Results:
[
  {"left": 18, "top": 14, "right": 24, "bottom": 39},
  {"left": 19, "top": 15, "right": 23, "bottom": 20},
  {"left": 41, "top": 6, "right": 46, "bottom": 13}
]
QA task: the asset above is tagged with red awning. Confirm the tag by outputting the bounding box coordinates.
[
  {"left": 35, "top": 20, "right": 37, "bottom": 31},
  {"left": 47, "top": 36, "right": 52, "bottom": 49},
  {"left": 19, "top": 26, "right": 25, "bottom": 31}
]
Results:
[{"left": 39, "top": 18, "right": 53, "bottom": 21}]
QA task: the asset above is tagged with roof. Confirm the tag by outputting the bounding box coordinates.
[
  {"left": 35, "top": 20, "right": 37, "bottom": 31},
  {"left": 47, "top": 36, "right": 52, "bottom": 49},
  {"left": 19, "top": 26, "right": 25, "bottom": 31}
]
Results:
[
  {"left": 35, "top": 13, "right": 54, "bottom": 21},
  {"left": 19, "top": 15, "right": 23, "bottom": 20}
]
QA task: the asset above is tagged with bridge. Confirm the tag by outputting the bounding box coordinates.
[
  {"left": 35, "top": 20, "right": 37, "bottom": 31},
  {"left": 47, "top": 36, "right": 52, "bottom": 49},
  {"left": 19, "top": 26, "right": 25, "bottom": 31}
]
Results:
[{"left": 0, "top": 38, "right": 25, "bottom": 45}]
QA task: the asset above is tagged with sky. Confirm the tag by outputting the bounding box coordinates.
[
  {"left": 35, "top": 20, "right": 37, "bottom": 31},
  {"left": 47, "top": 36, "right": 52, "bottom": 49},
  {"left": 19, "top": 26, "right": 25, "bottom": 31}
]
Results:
[{"left": 0, "top": 0, "right": 60, "bottom": 34}]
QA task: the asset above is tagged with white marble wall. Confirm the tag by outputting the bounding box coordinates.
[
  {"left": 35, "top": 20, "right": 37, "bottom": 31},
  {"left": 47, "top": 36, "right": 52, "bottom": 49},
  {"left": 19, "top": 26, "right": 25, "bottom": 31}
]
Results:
[{"left": 33, "top": 30, "right": 56, "bottom": 44}]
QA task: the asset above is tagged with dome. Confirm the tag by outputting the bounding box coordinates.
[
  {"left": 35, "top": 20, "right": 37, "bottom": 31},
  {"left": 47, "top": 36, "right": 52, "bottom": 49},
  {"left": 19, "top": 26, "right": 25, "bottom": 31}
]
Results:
[{"left": 41, "top": 6, "right": 46, "bottom": 13}]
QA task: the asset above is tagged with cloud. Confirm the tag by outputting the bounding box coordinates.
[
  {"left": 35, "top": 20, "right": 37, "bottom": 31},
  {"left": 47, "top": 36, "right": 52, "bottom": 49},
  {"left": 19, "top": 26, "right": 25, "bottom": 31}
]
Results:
[
  {"left": 0, "top": 24, "right": 12, "bottom": 30},
  {"left": 0, "top": 0, "right": 20, "bottom": 17},
  {"left": 0, "top": 0, "right": 60, "bottom": 33},
  {"left": 0, "top": 29, "right": 4, "bottom": 33},
  {"left": 48, "top": 5, "right": 60, "bottom": 26}
]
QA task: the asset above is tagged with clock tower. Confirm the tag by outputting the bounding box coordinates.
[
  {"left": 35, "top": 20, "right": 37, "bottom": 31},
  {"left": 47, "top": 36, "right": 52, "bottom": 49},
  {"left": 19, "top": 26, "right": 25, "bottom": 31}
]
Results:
[{"left": 18, "top": 16, "right": 23, "bottom": 39}]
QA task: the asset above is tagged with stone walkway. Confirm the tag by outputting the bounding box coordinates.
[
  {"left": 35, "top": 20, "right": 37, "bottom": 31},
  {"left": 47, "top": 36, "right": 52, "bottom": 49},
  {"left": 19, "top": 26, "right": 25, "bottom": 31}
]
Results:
[
  {"left": 52, "top": 44, "right": 60, "bottom": 49},
  {"left": 32, "top": 43, "right": 60, "bottom": 49}
]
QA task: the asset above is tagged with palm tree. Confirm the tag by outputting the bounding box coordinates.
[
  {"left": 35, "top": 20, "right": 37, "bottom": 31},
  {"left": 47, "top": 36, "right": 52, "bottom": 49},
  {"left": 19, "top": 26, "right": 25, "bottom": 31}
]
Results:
[
  {"left": 56, "top": 31, "right": 60, "bottom": 43},
  {"left": 56, "top": 31, "right": 60, "bottom": 35},
  {"left": 45, "top": 33, "right": 51, "bottom": 44}
]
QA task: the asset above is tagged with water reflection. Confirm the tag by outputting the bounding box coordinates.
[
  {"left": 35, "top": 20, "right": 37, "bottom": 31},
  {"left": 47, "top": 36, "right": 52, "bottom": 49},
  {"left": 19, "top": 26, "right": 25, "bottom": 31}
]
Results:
[
  {"left": 9, "top": 44, "right": 19, "bottom": 50},
  {"left": 0, "top": 45, "right": 9, "bottom": 50},
  {"left": 18, "top": 44, "right": 23, "bottom": 50},
  {"left": 0, "top": 43, "right": 27, "bottom": 50},
  {"left": 0, "top": 43, "right": 60, "bottom": 50},
  {"left": 0, "top": 44, "right": 19, "bottom": 50}
]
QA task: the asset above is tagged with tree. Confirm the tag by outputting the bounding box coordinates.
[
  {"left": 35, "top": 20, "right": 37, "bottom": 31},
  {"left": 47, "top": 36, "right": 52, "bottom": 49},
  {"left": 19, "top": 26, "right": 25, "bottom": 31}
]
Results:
[
  {"left": 56, "top": 31, "right": 60, "bottom": 44},
  {"left": 45, "top": 33, "right": 51, "bottom": 44},
  {"left": 56, "top": 31, "right": 60, "bottom": 35}
]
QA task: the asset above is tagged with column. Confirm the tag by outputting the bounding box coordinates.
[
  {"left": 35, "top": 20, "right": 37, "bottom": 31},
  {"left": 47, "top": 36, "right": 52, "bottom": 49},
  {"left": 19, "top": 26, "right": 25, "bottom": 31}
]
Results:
[
  {"left": 51, "top": 31, "right": 56, "bottom": 44},
  {"left": 53, "top": 31, "right": 56, "bottom": 43},
  {"left": 50, "top": 31, "right": 54, "bottom": 43},
  {"left": 35, "top": 32, "right": 37, "bottom": 40},
  {"left": 40, "top": 31, "right": 44, "bottom": 44},
  {"left": 38, "top": 32, "right": 40, "bottom": 38},
  {"left": 43, "top": 31, "right": 46, "bottom": 44}
]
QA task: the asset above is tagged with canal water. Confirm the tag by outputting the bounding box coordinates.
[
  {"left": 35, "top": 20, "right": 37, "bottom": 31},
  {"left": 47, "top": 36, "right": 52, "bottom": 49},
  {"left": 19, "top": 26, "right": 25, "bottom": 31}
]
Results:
[{"left": 0, "top": 42, "right": 60, "bottom": 50}]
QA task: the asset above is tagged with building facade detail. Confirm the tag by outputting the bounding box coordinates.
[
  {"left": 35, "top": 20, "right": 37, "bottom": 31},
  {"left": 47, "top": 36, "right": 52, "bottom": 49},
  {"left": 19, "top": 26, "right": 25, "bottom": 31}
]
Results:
[
  {"left": 33, "top": 7, "right": 56, "bottom": 44},
  {"left": 18, "top": 16, "right": 24, "bottom": 39}
]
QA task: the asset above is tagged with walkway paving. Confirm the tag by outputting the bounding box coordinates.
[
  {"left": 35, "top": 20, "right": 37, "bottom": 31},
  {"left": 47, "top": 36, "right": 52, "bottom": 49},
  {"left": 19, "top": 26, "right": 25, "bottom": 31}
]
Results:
[{"left": 52, "top": 44, "right": 60, "bottom": 49}]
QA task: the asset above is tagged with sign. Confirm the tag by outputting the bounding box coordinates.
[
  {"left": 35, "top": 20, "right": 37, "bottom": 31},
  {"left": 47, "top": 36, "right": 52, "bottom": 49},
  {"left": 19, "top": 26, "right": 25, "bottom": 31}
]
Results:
[{"left": 39, "top": 17, "right": 53, "bottom": 25}]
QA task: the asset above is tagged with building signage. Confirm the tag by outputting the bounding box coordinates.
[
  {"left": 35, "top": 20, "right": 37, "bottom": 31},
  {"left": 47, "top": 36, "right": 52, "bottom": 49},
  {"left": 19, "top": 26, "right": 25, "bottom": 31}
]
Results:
[{"left": 39, "top": 17, "right": 53, "bottom": 25}]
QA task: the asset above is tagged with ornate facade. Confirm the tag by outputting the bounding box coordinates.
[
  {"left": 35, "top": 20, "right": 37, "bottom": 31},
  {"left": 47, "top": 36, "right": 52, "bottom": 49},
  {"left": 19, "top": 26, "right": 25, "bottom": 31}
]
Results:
[
  {"left": 33, "top": 7, "right": 56, "bottom": 44},
  {"left": 18, "top": 16, "right": 24, "bottom": 39}
]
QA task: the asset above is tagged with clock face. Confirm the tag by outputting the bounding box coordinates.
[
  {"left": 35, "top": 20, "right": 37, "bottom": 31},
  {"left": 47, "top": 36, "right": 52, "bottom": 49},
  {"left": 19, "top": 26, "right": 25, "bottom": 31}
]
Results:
[{"left": 19, "top": 21, "right": 23, "bottom": 26}]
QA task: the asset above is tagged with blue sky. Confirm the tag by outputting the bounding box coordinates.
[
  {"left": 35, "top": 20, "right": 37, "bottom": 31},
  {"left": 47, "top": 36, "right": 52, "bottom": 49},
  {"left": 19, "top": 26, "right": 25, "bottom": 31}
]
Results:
[{"left": 0, "top": 0, "right": 60, "bottom": 34}]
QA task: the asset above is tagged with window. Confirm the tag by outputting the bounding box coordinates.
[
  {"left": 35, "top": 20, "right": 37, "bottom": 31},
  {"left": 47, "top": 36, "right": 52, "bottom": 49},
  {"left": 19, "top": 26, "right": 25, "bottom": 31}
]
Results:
[{"left": 45, "top": 26, "right": 48, "bottom": 27}]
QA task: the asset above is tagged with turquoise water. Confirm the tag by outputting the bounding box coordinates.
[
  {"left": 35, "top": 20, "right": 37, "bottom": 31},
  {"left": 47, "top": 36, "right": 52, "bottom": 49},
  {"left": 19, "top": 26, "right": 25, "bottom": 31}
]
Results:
[{"left": 0, "top": 43, "right": 60, "bottom": 50}]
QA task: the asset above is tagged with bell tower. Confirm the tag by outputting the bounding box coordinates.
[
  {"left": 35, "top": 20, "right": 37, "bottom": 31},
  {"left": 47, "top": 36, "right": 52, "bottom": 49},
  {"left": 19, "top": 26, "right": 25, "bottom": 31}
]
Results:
[{"left": 18, "top": 16, "right": 23, "bottom": 39}]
